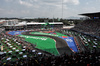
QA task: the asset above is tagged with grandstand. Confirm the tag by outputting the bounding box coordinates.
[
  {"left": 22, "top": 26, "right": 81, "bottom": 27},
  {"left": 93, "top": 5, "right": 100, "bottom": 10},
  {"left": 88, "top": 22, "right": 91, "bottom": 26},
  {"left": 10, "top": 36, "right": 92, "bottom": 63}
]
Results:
[
  {"left": 0, "top": 13, "right": 100, "bottom": 66},
  {"left": 2, "top": 20, "right": 63, "bottom": 30},
  {"left": 71, "top": 12, "right": 100, "bottom": 38}
]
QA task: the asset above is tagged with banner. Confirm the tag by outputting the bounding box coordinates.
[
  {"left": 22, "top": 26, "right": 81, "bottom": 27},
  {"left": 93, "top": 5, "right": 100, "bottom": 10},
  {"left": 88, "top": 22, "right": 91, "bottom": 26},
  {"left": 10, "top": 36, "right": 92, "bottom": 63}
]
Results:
[
  {"left": 8, "top": 31, "right": 25, "bottom": 35},
  {"left": 60, "top": 37, "right": 78, "bottom": 52}
]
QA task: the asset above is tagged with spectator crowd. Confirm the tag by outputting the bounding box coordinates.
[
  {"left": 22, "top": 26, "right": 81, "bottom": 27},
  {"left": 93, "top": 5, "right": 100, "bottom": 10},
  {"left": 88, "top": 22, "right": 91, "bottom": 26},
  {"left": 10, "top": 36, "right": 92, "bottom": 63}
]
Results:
[
  {"left": 0, "top": 28, "right": 100, "bottom": 66},
  {"left": 72, "top": 19, "right": 100, "bottom": 37}
]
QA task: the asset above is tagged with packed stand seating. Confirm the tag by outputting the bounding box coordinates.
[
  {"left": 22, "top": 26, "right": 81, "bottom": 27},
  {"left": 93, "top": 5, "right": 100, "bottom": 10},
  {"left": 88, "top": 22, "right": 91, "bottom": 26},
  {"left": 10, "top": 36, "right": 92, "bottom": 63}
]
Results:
[
  {"left": 0, "top": 51, "right": 100, "bottom": 66},
  {"left": 79, "top": 34, "right": 100, "bottom": 50},
  {"left": 61, "top": 29, "right": 100, "bottom": 53},
  {"left": 0, "top": 32, "right": 34, "bottom": 51},
  {"left": 0, "top": 32, "right": 48, "bottom": 65},
  {"left": 71, "top": 19, "right": 100, "bottom": 37},
  {"left": 0, "top": 29, "right": 100, "bottom": 66},
  {"left": 68, "top": 30, "right": 100, "bottom": 51}
]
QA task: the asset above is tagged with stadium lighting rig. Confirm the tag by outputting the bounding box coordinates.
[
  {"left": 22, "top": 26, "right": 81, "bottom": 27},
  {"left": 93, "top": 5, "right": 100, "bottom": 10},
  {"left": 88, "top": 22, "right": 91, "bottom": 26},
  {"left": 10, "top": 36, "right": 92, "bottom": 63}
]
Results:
[{"left": 62, "top": 0, "right": 63, "bottom": 19}]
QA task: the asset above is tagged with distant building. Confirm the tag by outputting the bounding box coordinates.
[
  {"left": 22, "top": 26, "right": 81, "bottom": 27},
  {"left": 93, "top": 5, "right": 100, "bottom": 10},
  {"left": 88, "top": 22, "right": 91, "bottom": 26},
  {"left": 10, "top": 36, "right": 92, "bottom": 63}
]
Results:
[{"left": 2, "top": 19, "right": 63, "bottom": 30}]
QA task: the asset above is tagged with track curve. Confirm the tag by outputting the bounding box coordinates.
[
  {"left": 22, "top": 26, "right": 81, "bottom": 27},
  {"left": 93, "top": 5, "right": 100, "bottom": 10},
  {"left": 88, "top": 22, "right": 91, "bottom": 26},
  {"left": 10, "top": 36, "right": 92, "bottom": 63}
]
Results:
[{"left": 22, "top": 31, "right": 73, "bottom": 55}]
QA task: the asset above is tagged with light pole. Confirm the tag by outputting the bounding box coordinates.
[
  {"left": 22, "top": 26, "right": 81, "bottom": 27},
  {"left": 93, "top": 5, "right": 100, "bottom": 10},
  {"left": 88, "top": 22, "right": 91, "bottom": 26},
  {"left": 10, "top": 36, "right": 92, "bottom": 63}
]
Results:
[{"left": 62, "top": 0, "right": 63, "bottom": 19}]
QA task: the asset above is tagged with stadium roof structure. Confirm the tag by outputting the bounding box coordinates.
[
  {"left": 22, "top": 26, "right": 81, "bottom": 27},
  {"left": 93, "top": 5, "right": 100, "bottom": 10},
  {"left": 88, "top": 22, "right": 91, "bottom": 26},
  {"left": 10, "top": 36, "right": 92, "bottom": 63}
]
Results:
[
  {"left": 4, "top": 22, "right": 63, "bottom": 26},
  {"left": 26, "top": 22, "right": 63, "bottom": 25},
  {"left": 79, "top": 12, "right": 100, "bottom": 18}
]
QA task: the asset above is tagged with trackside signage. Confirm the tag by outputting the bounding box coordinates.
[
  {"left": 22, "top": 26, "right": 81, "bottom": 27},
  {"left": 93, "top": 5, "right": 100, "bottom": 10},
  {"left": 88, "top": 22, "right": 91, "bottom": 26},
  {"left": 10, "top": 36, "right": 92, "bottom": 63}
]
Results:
[
  {"left": 60, "top": 37, "right": 78, "bottom": 52},
  {"left": 32, "top": 32, "right": 59, "bottom": 37},
  {"left": 8, "top": 31, "right": 25, "bottom": 35},
  {"left": 65, "top": 38, "right": 73, "bottom": 43}
]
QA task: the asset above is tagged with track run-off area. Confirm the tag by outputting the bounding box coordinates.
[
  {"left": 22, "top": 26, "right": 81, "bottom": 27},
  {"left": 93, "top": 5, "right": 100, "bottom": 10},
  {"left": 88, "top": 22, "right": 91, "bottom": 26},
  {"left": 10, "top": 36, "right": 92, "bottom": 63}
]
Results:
[{"left": 8, "top": 30, "right": 78, "bottom": 55}]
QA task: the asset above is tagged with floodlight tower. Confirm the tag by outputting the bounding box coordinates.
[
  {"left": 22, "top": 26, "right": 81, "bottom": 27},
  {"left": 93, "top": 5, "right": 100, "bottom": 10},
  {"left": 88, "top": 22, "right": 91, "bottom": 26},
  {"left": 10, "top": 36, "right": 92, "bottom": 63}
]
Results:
[{"left": 62, "top": 0, "right": 63, "bottom": 19}]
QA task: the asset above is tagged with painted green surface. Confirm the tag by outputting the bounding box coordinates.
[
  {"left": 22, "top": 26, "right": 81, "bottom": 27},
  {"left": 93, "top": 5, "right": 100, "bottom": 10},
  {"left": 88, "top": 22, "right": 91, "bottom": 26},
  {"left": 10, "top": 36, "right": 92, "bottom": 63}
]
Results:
[
  {"left": 18, "top": 35, "right": 59, "bottom": 55},
  {"left": 31, "top": 32, "right": 59, "bottom": 37},
  {"left": 17, "top": 32, "right": 68, "bottom": 55},
  {"left": 31, "top": 32, "right": 68, "bottom": 37}
]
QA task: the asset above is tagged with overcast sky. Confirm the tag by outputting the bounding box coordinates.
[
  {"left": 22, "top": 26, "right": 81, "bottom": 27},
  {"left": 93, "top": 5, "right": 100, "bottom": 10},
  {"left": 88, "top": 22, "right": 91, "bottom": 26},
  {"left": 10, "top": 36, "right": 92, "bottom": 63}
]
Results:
[{"left": 0, "top": 0, "right": 100, "bottom": 19}]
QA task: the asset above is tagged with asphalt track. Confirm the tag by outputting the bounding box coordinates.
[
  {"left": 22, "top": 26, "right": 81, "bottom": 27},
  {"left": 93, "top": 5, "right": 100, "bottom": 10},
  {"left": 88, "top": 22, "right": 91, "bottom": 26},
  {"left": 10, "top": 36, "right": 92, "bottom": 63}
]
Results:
[{"left": 22, "top": 31, "right": 73, "bottom": 55}]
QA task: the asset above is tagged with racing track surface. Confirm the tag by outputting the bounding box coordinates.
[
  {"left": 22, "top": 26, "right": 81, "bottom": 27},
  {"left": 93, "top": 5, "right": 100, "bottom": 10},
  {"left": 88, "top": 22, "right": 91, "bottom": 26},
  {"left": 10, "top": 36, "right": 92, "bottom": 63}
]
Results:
[{"left": 22, "top": 31, "right": 73, "bottom": 55}]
